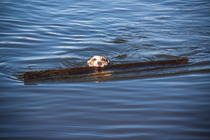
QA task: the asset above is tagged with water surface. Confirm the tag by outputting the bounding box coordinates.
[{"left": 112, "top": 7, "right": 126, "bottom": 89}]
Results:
[{"left": 0, "top": 0, "right": 210, "bottom": 139}]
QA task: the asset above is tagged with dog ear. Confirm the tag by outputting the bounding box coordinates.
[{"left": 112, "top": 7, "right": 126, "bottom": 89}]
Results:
[
  {"left": 87, "top": 60, "right": 91, "bottom": 64},
  {"left": 107, "top": 59, "right": 110, "bottom": 63}
]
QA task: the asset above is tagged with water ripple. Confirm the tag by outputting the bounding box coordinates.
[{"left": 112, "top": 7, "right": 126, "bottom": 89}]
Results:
[{"left": 1, "top": 0, "right": 210, "bottom": 139}]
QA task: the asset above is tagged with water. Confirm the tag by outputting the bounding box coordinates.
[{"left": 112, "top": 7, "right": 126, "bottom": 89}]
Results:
[{"left": 0, "top": 0, "right": 210, "bottom": 139}]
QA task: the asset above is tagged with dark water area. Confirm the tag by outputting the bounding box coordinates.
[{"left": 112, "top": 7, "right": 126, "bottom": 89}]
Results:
[{"left": 0, "top": 0, "right": 210, "bottom": 139}]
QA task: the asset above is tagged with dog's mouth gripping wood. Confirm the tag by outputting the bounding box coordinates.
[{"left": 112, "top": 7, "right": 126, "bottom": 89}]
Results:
[{"left": 24, "top": 58, "right": 188, "bottom": 79}]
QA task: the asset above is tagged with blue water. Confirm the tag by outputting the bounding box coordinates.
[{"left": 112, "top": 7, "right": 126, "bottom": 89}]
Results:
[{"left": 1, "top": 0, "right": 210, "bottom": 139}]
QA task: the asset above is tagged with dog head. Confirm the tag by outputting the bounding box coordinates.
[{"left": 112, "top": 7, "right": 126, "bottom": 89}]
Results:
[{"left": 87, "top": 56, "right": 110, "bottom": 67}]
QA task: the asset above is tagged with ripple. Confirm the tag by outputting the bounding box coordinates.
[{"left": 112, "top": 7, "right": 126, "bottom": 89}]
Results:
[{"left": 1, "top": 0, "right": 210, "bottom": 139}]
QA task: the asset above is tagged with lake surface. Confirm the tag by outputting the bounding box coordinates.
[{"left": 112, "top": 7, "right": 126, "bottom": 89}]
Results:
[{"left": 0, "top": 0, "right": 210, "bottom": 139}]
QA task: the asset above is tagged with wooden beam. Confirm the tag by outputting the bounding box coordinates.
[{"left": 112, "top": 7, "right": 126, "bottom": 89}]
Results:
[{"left": 24, "top": 58, "right": 188, "bottom": 79}]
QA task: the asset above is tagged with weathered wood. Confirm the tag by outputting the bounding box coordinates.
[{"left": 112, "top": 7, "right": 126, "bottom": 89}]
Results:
[{"left": 24, "top": 58, "right": 188, "bottom": 79}]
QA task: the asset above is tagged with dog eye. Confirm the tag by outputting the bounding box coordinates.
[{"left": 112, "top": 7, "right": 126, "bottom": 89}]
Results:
[
  {"left": 93, "top": 58, "right": 96, "bottom": 61},
  {"left": 102, "top": 58, "right": 105, "bottom": 61}
]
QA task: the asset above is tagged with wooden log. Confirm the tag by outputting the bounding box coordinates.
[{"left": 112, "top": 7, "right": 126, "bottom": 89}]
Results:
[{"left": 24, "top": 58, "right": 188, "bottom": 79}]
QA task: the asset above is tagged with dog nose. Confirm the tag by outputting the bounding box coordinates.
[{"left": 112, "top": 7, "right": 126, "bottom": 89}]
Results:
[{"left": 98, "top": 61, "right": 102, "bottom": 65}]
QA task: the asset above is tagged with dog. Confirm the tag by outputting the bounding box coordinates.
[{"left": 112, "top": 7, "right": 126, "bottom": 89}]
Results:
[{"left": 87, "top": 56, "right": 110, "bottom": 67}]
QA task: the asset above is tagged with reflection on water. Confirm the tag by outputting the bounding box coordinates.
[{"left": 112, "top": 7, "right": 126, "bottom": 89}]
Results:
[{"left": 1, "top": 0, "right": 210, "bottom": 139}]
